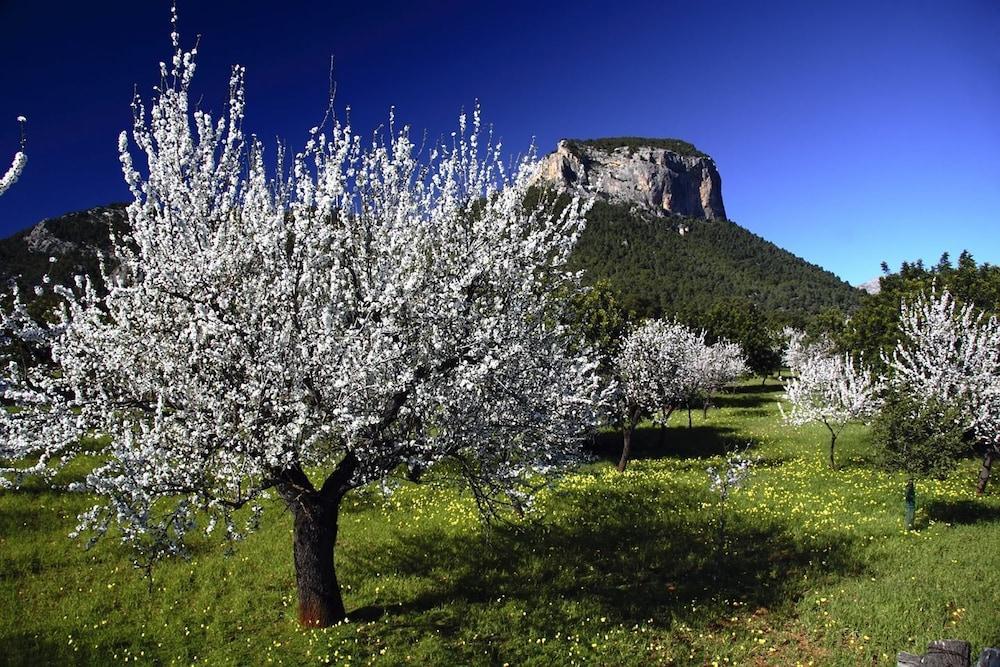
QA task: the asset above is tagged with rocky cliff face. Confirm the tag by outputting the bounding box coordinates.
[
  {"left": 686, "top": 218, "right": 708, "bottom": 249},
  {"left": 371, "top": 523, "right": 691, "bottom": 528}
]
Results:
[
  {"left": 536, "top": 139, "right": 726, "bottom": 220},
  {"left": 0, "top": 204, "right": 126, "bottom": 288}
]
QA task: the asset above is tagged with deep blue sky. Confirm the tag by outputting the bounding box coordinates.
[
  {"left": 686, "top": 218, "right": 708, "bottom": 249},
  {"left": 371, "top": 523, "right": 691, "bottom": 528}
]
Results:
[{"left": 1, "top": 0, "right": 998, "bottom": 284}]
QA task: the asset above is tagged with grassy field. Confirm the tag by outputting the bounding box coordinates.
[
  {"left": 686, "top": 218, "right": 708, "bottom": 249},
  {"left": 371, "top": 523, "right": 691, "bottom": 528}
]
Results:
[{"left": 2, "top": 382, "right": 999, "bottom": 665}]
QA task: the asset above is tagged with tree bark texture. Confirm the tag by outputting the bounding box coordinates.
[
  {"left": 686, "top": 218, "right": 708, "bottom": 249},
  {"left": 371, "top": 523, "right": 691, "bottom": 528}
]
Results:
[
  {"left": 977, "top": 445, "right": 996, "bottom": 495},
  {"left": 292, "top": 497, "right": 346, "bottom": 627},
  {"left": 827, "top": 429, "right": 837, "bottom": 470},
  {"left": 618, "top": 424, "right": 633, "bottom": 472}
]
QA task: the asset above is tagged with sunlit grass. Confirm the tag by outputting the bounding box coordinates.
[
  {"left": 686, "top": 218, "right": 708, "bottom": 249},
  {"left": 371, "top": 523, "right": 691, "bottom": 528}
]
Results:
[{"left": 2, "top": 383, "right": 998, "bottom": 665}]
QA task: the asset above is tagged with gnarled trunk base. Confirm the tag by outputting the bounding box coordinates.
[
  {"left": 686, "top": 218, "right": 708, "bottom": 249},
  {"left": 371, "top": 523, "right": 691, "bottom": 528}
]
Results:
[{"left": 292, "top": 500, "right": 346, "bottom": 627}]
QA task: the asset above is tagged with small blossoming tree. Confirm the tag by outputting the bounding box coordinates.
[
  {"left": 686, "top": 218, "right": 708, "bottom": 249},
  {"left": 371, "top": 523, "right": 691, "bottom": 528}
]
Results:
[
  {"left": 0, "top": 116, "right": 27, "bottom": 197},
  {"left": 613, "top": 319, "right": 704, "bottom": 471},
  {"left": 781, "top": 352, "right": 882, "bottom": 468},
  {"left": 688, "top": 339, "right": 748, "bottom": 423},
  {"left": 707, "top": 447, "right": 754, "bottom": 551},
  {"left": 0, "top": 29, "right": 603, "bottom": 626}
]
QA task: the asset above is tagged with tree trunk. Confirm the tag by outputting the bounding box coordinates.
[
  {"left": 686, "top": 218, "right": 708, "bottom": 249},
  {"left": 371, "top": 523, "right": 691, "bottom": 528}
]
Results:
[
  {"left": 292, "top": 497, "right": 346, "bottom": 627},
  {"left": 618, "top": 424, "right": 634, "bottom": 472},
  {"left": 977, "top": 445, "right": 997, "bottom": 495},
  {"left": 827, "top": 429, "right": 837, "bottom": 470},
  {"left": 687, "top": 405, "right": 693, "bottom": 428}
]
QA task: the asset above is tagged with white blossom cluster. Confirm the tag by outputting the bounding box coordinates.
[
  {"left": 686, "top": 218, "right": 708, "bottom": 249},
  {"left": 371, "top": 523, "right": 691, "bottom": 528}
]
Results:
[
  {"left": 887, "top": 288, "right": 1000, "bottom": 445},
  {"left": 615, "top": 319, "right": 748, "bottom": 424},
  {"left": 0, "top": 35, "right": 604, "bottom": 557},
  {"left": 0, "top": 115, "right": 27, "bottom": 197},
  {"left": 690, "top": 338, "right": 750, "bottom": 407},
  {"left": 780, "top": 352, "right": 882, "bottom": 448},
  {"left": 780, "top": 326, "right": 833, "bottom": 374}
]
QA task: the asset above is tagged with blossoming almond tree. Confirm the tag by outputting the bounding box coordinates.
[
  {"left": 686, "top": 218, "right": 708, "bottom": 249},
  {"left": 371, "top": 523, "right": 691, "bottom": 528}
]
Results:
[
  {"left": 0, "top": 116, "right": 27, "bottom": 197},
  {"left": 614, "top": 319, "right": 703, "bottom": 471},
  {"left": 688, "top": 339, "right": 748, "bottom": 424},
  {"left": 0, "top": 29, "right": 604, "bottom": 626},
  {"left": 780, "top": 353, "right": 882, "bottom": 468},
  {"left": 886, "top": 289, "right": 1000, "bottom": 493}
]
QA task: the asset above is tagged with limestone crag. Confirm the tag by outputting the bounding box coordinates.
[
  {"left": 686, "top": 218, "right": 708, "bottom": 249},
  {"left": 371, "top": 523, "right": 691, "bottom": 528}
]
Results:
[{"left": 537, "top": 139, "right": 726, "bottom": 220}]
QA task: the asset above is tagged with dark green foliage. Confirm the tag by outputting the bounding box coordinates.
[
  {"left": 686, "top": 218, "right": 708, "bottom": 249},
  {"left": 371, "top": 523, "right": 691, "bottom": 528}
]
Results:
[
  {"left": 567, "top": 137, "right": 709, "bottom": 159},
  {"left": 871, "top": 389, "right": 968, "bottom": 529},
  {"left": 840, "top": 251, "right": 1000, "bottom": 370},
  {"left": 562, "top": 279, "right": 632, "bottom": 376},
  {"left": 566, "top": 200, "right": 861, "bottom": 326},
  {"left": 703, "top": 299, "right": 782, "bottom": 378},
  {"left": 806, "top": 307, "right": 849, "bottom": 342},
  {"left": 870, "top": 389, "right": 967, "bottom": 481}
]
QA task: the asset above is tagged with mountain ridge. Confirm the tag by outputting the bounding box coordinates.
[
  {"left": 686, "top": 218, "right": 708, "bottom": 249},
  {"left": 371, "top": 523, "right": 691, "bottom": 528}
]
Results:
[{"left": 1, "top": 138, "right": 861, "bottom": 322}]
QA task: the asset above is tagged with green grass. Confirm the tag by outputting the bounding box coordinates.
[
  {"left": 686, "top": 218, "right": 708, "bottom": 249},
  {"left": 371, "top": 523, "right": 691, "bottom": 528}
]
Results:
[{"left": 2, "top": 383, "right": 999, "bottom": 665}]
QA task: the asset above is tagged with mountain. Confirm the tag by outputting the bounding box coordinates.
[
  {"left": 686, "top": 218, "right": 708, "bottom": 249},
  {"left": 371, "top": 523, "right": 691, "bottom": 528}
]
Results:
[
  {"left": 537, "top": 138, "right": 726, "bottom": 220},
  {"left": 856, "top": 277, "right": 882, "bottom": 295},
  {"left": 0, "top": 204, "right": 126, "bottom": 291},
  {"left": 537, "top": 137, "right": 861, "bottom": 322},
  {"left": 2, "top": 138, "right": 861, "bottom": 325}
]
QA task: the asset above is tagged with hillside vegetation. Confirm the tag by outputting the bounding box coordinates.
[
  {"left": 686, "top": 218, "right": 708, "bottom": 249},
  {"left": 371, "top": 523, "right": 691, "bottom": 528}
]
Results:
[
  {"left": 2, "top": 200, "right": 862, "bottom": 329},
  {"left": 567, "top": 200, "right": 862, "bottom": 323},
  {"left": 567, "top": 137, "right": 709, "bottom": 158},
  {"left": 836, "top": 251, "right": 1000, "bottom": 369}
]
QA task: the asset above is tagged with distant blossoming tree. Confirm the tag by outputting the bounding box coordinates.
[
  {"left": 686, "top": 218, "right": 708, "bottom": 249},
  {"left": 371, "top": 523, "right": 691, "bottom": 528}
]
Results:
[
  {"left": 688, "top": 339, "right": 748, "bottom": 423},
  {"left": 781, "top": 352, "right": 882, "bottom": 468},
  {"left": 886, "top": 289, "right": 1000, "bottom": 493},
  {"left": 0, "top": 116, "right": 27, "bottom": 197},
  {"left": 0, "top": 27, "right": 604, "bottom": 626},
  {"left": 613, "top": 319, "right": 703, "bottom": 471}
]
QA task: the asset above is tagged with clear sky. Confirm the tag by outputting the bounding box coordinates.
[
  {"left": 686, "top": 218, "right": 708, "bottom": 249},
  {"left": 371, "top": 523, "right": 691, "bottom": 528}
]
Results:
[{"left": 1, "top": 0, "right": 997, "bottom": 285}]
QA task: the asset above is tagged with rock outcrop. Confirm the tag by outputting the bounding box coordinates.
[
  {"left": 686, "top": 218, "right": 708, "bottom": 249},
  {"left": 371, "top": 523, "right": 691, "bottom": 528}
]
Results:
[
  {"left": 536, "top": 138, "right": 726, "bottom": 220},
  {"left": 0, "top": 204, "right": 126, "bottom": 287},
  {"left": 856, "top": 276, "right": 882, "bottom": 295}
]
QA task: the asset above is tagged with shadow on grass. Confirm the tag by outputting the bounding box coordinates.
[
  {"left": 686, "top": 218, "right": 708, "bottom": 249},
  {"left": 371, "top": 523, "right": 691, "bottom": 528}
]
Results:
[
  {"left": 732, "top": 382, "right": 785, "bottom": 395},
  {"left": 588, "top": 425, "right": 761, "bottom": 464},
  {"left": 346, "top": 481, "right": 864, "bottom": 634},
  {"left": 713, "top": 391, "right": 780, "bottom": 413},
  {"left": 925, "top": 499, "right": 1000, "bottom": 525}
]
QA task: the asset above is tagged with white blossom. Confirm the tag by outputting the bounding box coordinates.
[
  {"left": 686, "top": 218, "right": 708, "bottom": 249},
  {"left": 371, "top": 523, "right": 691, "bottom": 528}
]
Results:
[
  {"left": 0, "top": 115, "right": 27, "bottom": 197},
  {"left": 616, "top": 319, "right": 704, "bottom": 422},
  {"left": 612, "top": 319, "right": 745, "bottom": 469},
  {"left": 781, "top": 352, "right": 882, "bottom": 467},
  {"left": 0, "top": 29, "right": 603, "bottom": 614},
  {"left": 707, "top": 449, "right": 754, "bottom": 502},
  {"left": 781, "top": 327, "right": 833, "bottom": 374},
  {"left": 886, "top": 288, "right": 1000, "bottom": 447}
]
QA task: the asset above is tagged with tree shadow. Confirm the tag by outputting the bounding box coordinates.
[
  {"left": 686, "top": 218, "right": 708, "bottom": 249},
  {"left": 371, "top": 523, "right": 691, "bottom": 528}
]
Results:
[
  {"left": 345, "top": 481, "right": 864, "bottom": 634},
  {"left": 731, "top": 383, "right": 784, "bottom": 395},
  {"left": 925, "top": 499, "right": 1000, "bottom": 526},
  {"left": 713, "top": 390, "right": 779, "bottom": 412},
  {"left": 589, "top": 424, "right": 755, "bottom": 463}
]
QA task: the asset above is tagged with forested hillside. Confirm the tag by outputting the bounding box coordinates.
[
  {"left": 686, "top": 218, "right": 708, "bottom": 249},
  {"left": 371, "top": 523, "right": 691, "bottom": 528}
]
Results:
[{"left": 567, "top": 200, "right": 862, "bottom": 323}]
